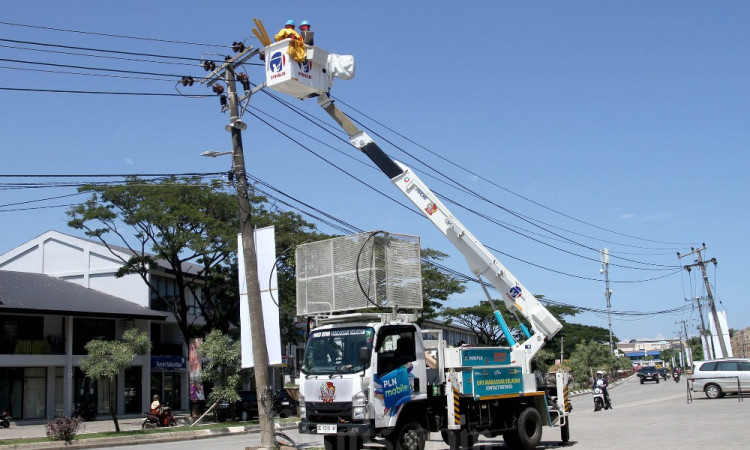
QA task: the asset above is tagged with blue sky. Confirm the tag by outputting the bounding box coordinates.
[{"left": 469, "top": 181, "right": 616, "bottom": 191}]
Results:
[{"left": 1, "top": 1, "right": 748, "bottom": 342}]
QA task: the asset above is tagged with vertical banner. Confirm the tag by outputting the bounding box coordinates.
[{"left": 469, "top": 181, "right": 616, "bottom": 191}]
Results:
[
  {"left": 239, "top": 227, "right": 282, "bottom": 368},
  {"left": 708, "top": 311, "right": 733, "bottom": 359},
  {"left": 189, "top": 338, "right": 205, "bottom": 403}
]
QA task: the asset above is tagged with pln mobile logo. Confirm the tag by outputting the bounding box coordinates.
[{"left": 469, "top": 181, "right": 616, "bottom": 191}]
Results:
[{"left": 269, "top": 52, "right": 286, "bottom": 72}]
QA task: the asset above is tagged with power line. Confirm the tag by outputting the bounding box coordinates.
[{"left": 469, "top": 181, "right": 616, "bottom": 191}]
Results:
[
  {"left": 0, "top": 20, "right": 226, "bottom": 48},
  {"left": 0, "top": 86, "right": 211, "bottom": 97},
  {"left": 334, "top": 96, "right": 700, "bottom": 249}
]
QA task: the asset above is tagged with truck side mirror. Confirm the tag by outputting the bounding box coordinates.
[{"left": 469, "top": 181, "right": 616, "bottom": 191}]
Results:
[{"left": 359, "top": 347, "right": 370, "bottom": 365}]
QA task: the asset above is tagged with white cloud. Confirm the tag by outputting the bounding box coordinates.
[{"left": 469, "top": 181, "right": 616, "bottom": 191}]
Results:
[
  {"left": 619, "top": 213, "right": 635, "bottom": 220},
  {"left": 124, "top": 158, "right": 134, "bottom": 165}
]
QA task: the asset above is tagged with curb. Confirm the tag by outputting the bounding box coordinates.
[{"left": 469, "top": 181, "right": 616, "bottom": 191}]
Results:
[{"left": 2, "top": 422, "right": 298, "bottom": 450}]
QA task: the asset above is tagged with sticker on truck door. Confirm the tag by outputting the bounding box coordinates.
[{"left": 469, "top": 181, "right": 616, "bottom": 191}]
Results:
[{"left": 374, "top": 366, "right": 413, "bottom": 417}]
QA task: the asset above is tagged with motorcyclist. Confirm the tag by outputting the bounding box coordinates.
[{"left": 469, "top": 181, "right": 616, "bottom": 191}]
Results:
[
  {"left": 595, "top": 371, "right": 611, "bottom": 408},
  {"left": 150, "top": 395, "right": 171, "bottom": 426}
]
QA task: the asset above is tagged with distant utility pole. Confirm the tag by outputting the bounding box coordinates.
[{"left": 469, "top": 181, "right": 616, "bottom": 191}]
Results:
[
  {"left": 676, "top": 319, "right": 689, "bottom": 367},
  {"left": 678, "top": 245, "right": 726, "bottom": 358},
  {"left": 600, "top": 248, "right": 614, "bottom": 354},
  {"left": 560, "top": 336, "right": 564, "bottom": 365},
  {"left": 200, "top": 48, "right": 274, "bottom": 449}
]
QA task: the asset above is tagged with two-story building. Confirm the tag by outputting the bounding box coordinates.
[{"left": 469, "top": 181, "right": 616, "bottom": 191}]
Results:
[{"left": 0, "top": 230, "right": 202, "bottom": 419}]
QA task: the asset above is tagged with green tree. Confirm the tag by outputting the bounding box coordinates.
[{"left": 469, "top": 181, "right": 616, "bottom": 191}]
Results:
[
  {"left": 419, "top": 248, "right": 466, "bottom": 322},
  {"left": 568, "top": 340, "right": 613, "bottom": 384},
  {"left": 68, "top": 176, "right": 323, "bottom": 349},
  {"left": 688, "top": 336, "right": 704, "bottom": 361},
  {"left": 79, "top": 329, "right": 151, "bottom": 432},
  {"left": 442, "top": 301, "right": 503, "bottom": 345},
  {"left": 68, "top": 176, "right": 241, "bottom": 347},
  {"left": 196, "top": 330, "right": 242, "bottom": 413},
  {"left": 612, "top": 354, "right": 633, "bottom": 374}
]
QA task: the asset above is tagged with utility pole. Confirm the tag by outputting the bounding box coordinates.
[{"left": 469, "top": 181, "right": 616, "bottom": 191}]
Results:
[
  {"left": 202, "top": 48, "right": 274, "bottom": 449},
  {"left": 687, "top": 296, "right": 713, "bottom": 359},
  {"left": 676, "top": 319, "right": 689, "bottom": 368},
  {"left": 600, "top": 248, "right": 614, "bottom": 354},
  {"left": 560, "top": 336, "right": 564, "bottom": 366},
  {"left": 678, "top": 245, "right": 726, "bottom": 358}
]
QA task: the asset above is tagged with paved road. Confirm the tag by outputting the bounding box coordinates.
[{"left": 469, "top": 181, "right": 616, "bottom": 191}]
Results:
[
  {"left": 4, "top": 376, "right": 746, "bottom": 449},
  {"left": 107, "top": 375, "right": 748, "bottom": 450}
]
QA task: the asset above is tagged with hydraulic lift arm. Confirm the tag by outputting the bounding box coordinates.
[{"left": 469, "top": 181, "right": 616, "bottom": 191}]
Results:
[{"left": 317, "top": 94, "right": 562, "bottom": 356}]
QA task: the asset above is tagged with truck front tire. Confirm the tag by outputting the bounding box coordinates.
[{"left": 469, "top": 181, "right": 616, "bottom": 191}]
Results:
[{"left": 388, "top": 422, "right": 426, "bottom": 450}]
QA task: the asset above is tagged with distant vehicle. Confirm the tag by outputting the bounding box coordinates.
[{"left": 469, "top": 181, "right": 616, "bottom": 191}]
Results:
[
  {"left": 217, "top": 390, "right": 258, "bottom": 422},
  {"left": 656, "top": 367, "right": 670, "bottom": 380},
  {"left": 690, "top": 359, "right": 750, "bottom": 399},
  {"left": 637, "top": 366, "right": 660, "bottom": 384},
  {"left": 273, "top": 390, "right": 299, "bottom": 418}
]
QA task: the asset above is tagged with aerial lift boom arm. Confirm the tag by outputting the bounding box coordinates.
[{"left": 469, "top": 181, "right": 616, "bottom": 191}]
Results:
[{"left": 317, "top": 94, "right": 562, "bottom": 357}]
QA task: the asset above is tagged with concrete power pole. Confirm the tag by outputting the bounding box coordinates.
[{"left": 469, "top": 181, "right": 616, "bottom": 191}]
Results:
[
  {"left": 678, "top": 245, "right": 726, "bottom": 358},
  {"left": 687, "top": 296, "right": 714, "bottom": 360},
  {"left": 202, "top": 49, "right": 274, "bottom": 449},
  {"left": 600, "top": 248, "right": 614, "bottom": 354},
  {"left": 676, "top": 319, "right": 689, "bottom": 368}
]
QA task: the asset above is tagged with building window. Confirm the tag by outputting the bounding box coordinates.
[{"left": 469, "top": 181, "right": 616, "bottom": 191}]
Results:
[
  {"left": 73, "top": 318, "right": 115, "bottom": 355},
  {"left": 149, "top": 275, "right": 200, "bottom": 315}
]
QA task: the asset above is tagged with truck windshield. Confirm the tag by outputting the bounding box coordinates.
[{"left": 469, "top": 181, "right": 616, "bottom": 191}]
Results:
[{"left": 301, "top": 326, "right": 374, "bottom": 375}]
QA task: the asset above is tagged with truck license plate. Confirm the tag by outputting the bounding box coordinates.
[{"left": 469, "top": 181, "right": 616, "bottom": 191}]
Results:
[{"left": 317, "top": 424, "right": 337, "bottom": 434}]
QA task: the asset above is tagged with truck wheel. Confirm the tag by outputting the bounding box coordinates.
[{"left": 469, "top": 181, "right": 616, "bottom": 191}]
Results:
[
  {"left": 560, "top": 418, "right": 570, "bottom": 443},
  {"left": 388, "top": 422, "right": 425, "bottom": 450},
  {"left": 441, "top": 429, "right": 478, "bottom": 449},
  {"left": 515, "top": 407, "right": 542, "bottom": 450}
]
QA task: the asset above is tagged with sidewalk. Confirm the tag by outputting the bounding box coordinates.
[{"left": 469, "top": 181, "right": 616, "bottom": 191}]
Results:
[{"left": 0, "top": 413, "right": 267, "bottom": 449}]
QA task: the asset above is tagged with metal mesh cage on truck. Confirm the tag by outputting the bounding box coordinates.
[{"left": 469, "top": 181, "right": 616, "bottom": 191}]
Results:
[{"left": 296, "top": 231, "right": 423, "bottom": 315}]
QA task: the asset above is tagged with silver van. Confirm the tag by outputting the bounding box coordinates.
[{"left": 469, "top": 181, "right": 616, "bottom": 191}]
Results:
[{"left": 689, "top": 358, "right": 750, "bottom": 399}]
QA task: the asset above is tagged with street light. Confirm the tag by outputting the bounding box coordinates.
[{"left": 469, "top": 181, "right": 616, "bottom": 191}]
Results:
[{"left": 200, "top": 150, "right": 233, "bottom": 158}]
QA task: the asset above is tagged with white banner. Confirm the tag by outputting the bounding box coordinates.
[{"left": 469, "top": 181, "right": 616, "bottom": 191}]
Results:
[
  {"left": 708, "top": 310, "right": 733, "bottom": 359},
  {"left": 239, "top": 227, "right": 282, "bottom": 368}
]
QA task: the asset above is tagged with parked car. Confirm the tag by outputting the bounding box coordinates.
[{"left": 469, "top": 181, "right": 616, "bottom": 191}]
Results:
[
  {"left": 637, "top": 366, "right": 660, "bottom": 384},
  {"left": 656, "top": 367, "right": 670, "bottom": 380},
  {"left": 273, "top": 389, "right": 299, "bottom": 418},
  {"left": 690, "top": 358, "right": 750, "bottom": 399},
  {"left": 217, "top": 390, "right": 258, "bottom": 422}
]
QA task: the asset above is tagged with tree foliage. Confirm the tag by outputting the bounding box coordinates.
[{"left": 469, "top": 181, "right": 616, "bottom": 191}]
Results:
[
  {"left": 568, "top": 340, "right": 614, "bottom": 383},
  {"left": 418, "top": 248, "right": 466, "bottom": 322},
  {"left": 67, "top": 176, "right": 323, "bottom": 349},
  {"left": 79, "top": 329, "right": 151, "bottom": 432},
  {"left": 196, "top": 330, "right": 242, "bottom": 407}
]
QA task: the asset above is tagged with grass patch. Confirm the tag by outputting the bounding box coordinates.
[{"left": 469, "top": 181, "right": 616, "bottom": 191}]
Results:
[{"left": 0, "top": 420, "right": 264, "bottom": 446}]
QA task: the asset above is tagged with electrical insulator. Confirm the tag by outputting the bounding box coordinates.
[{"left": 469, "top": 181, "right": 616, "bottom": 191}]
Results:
[
  {"left": 212, "top": 84, "right": 225, "bottom": 95},
  {"left": 180, "top": 76, "right": 195, "bottom": 87},
  {"left": 237, "top": 73, "right": 250, "bottom": 91},
  {"left": 203, "top": 60, "right": 216, "bottom": 72},
  {"left": 232, "top": 41, "right": 245, "bottom": 53}
]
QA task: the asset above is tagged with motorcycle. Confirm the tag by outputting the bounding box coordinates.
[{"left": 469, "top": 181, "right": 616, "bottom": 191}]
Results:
[
  {"left": 142, "top": 406, "right": 176, "bottom": 429},
  {"left": 673, "top": 372, "right": 681, "bottom": 382},
  {"left": 72, "top": 402, "right": 97, "bottom": 421},
  {"left": 1, "top": 411, "right": 11, "bottom": 428},
  {"left": 593, "top": 386, "right": 612, "bottom": 411}
]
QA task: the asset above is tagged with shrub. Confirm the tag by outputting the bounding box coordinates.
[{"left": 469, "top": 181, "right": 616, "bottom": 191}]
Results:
[{"left": 46, "top": 415, "right": 83, "bottom": 443}]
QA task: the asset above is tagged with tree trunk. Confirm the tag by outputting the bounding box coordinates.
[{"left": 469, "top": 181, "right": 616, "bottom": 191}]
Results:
[{"left": 110, "top": 378, "right": 120, "bottom": 433}]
